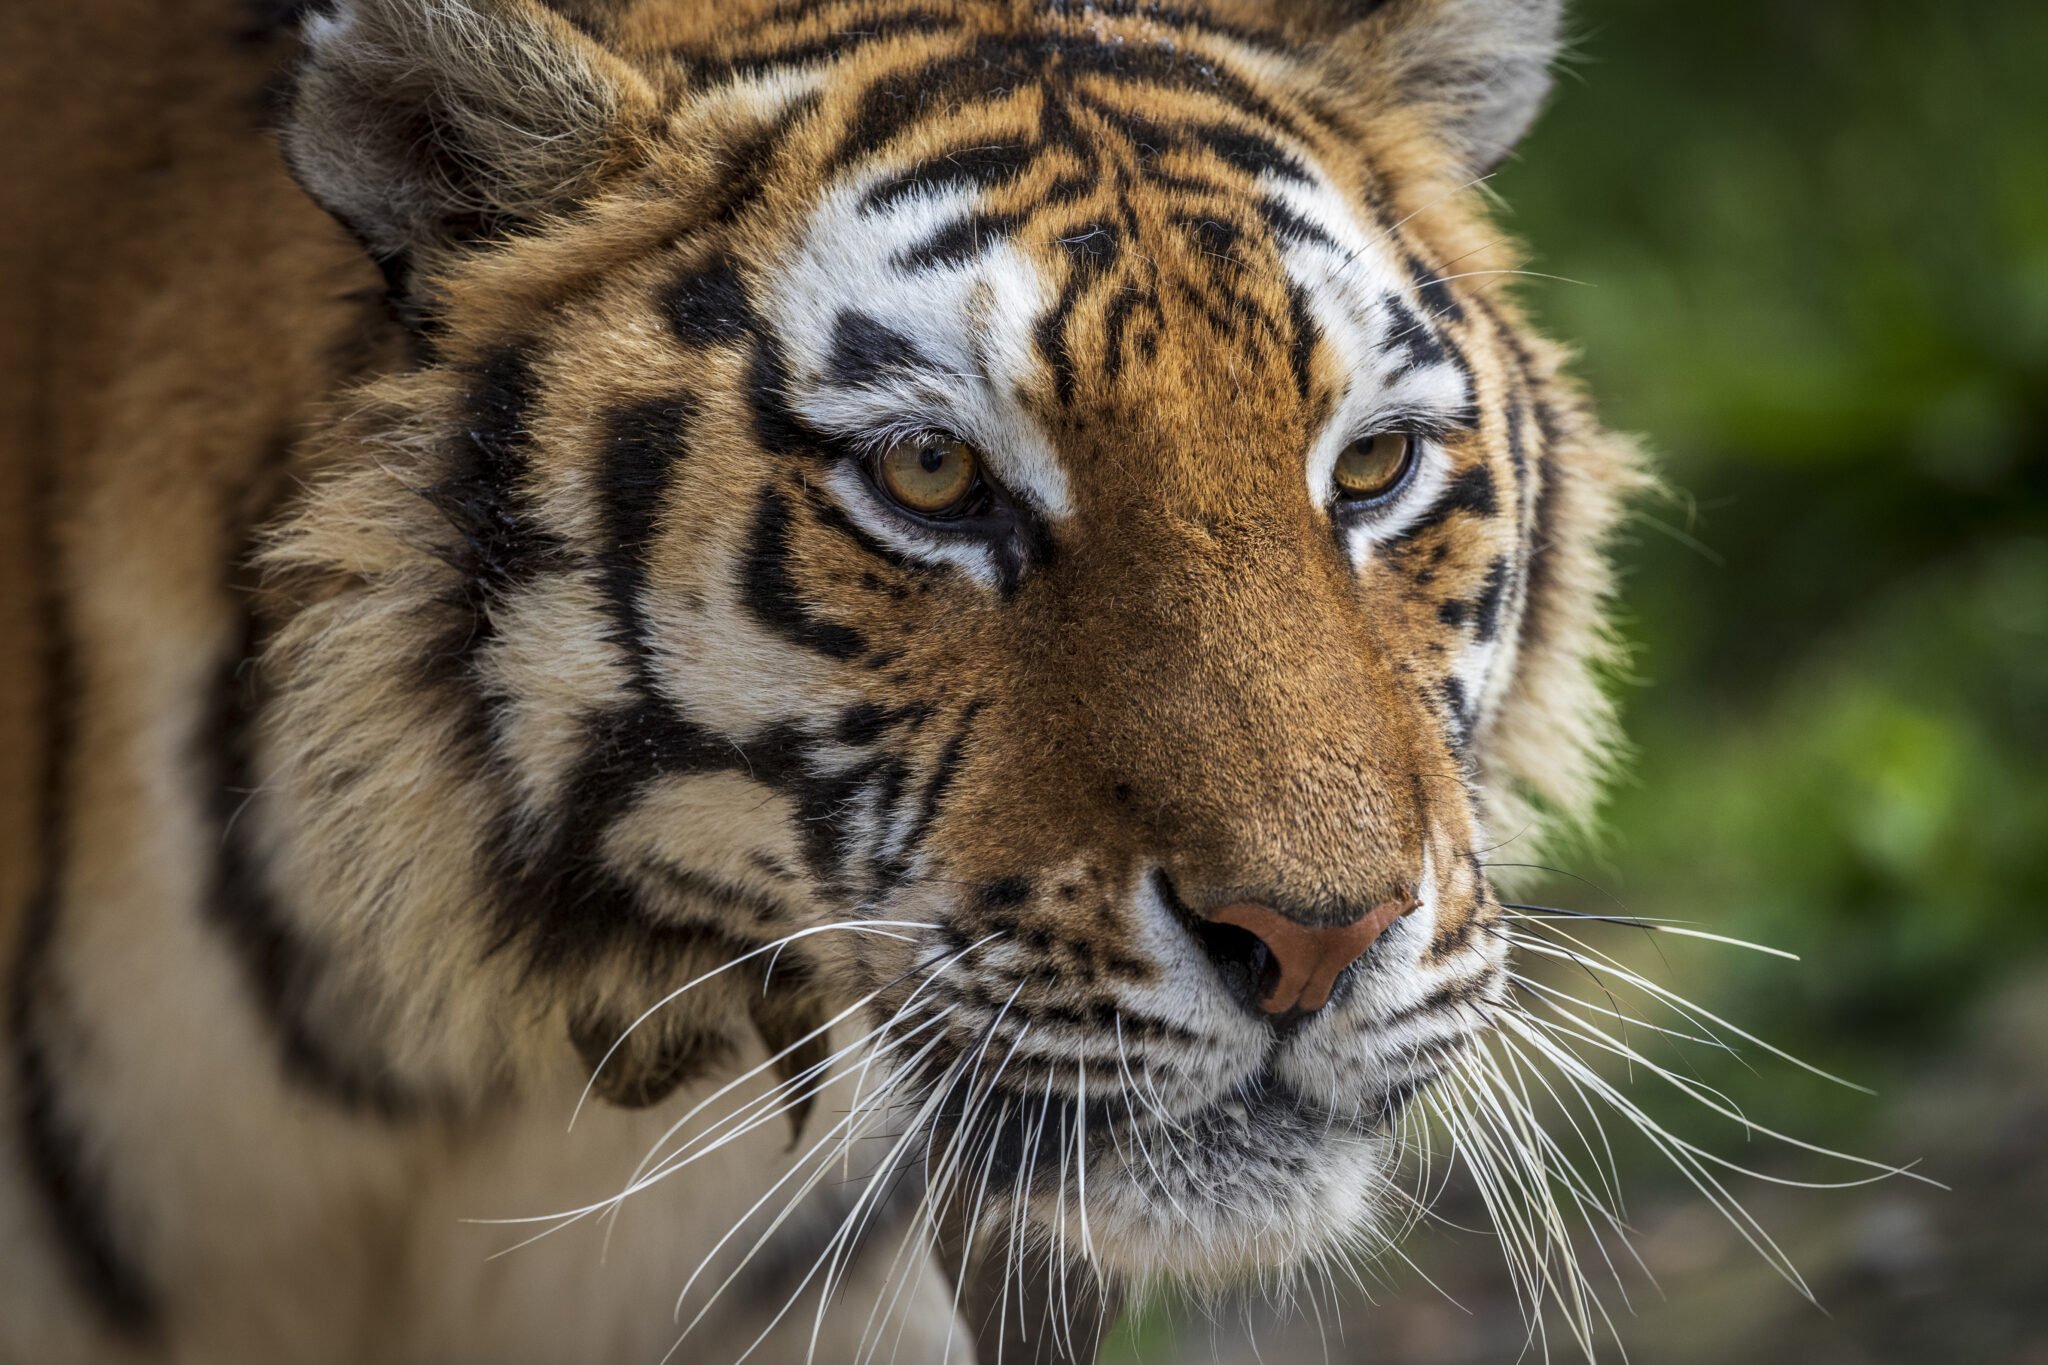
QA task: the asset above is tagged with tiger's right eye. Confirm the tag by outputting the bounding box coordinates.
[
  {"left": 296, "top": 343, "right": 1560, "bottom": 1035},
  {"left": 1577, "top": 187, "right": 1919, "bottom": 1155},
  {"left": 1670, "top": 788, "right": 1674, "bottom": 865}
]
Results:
[{"left": 873, "top": 435, "right": 985, "bottom": 518}]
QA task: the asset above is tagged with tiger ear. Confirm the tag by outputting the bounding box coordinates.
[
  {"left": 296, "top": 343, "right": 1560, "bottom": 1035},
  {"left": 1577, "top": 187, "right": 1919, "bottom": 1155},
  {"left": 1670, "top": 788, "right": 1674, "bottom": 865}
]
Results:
[
  {"left": 1296, "top": 0, "right": 1565, "bottom": 176},
  {"left": 282, "top": 0, "right": 659, "bottom": 277}
]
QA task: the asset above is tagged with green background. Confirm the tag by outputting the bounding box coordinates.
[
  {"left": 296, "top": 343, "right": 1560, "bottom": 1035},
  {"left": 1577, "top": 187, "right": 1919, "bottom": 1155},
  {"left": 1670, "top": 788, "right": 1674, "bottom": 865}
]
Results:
[{"left": 1115, "top": 1, "right": 2048, "bottom": 1359}]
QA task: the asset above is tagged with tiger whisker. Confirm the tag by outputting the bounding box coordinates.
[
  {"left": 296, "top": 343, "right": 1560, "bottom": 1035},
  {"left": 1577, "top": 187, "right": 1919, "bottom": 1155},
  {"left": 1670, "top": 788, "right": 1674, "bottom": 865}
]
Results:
[
  {"left": 664, "top": 1028, "right": 960, "bottom": 1363},
  {"left": 618, "top": 933, "right": 1011, "bottom": 1211},
  {"left": 568, "top": 918, "right": 945, "bottom": 1128}
]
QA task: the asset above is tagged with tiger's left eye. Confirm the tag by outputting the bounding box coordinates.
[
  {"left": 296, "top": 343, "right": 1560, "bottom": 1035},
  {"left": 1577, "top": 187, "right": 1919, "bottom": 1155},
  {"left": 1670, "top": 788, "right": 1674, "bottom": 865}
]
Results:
[
  {"left": 1332, "top": 432, "right": 1414, "bottom": 503},
  {"left": 873, "top": 434, "right": 984, "bottom": 518}
]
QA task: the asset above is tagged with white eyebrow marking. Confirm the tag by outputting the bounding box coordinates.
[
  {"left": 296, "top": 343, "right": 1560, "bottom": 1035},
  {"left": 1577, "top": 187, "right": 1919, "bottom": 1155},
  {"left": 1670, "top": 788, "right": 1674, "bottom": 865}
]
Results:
[
  {"left": 761, "top": 178, "right": 1073, "bottom": 521},
  {"left": 1262, "top": 164, "right": 1475, "bottom": 516}
]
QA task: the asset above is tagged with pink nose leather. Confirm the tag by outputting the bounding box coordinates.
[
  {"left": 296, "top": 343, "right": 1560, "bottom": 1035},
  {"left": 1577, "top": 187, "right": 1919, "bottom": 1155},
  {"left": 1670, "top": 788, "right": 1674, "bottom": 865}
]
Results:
[{"left": 1205, "top": 896, "right": 1419, "bottom": 1014}]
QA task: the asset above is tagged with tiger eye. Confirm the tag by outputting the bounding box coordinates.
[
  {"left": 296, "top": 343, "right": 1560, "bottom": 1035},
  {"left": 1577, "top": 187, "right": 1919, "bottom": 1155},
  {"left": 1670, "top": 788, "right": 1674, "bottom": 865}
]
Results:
[
  {"left": 875, "top": 434, "right": 981, "bottom": 516},
  {"left": 1333, "top": 432, "right": 1413, "bottom": 501}
]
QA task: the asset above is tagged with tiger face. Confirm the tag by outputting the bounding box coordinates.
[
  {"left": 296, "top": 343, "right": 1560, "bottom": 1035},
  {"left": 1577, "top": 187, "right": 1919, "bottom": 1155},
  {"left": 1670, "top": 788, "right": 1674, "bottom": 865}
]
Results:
[{"left": 269, "top": 0, "right": 1634, "bottom": 1294}]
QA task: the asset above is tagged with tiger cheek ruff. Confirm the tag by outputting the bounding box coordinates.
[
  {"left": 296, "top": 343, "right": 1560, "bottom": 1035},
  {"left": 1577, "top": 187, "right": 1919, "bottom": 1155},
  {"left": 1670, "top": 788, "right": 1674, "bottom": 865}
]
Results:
[{"left": 3, "top": 0, "right": 1648, "bottom": 1361}]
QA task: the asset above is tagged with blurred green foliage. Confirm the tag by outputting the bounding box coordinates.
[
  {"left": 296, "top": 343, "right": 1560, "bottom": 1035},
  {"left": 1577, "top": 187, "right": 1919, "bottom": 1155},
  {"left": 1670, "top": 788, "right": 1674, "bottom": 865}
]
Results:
[{"left": 1492, "top": 0, "right": 2048, "bottom": 1119}]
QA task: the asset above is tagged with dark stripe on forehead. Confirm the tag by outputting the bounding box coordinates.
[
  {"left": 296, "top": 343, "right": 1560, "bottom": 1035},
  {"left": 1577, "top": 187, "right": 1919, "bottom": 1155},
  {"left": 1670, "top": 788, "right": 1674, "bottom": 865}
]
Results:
[
  {"left": 1286, "top": 280, "right": 1321, "bottom": 403},
  {"left": 702, "top": 94, "right": 818, "bottom": 229},
  {"left": 745, "top": 0, "right": 1293, "bottom": 55},
  {"left": 1045, "top": 0, "right": 1296, "bottom": 53},
  {"left": 862, "top": 140, "right": 1041, "bottom": 215},
  {"left": 826, "top": 30, "right": 1317, "bottom": 178},
  {"left": 1034, "top": 217, "right": 1124, "bottom": 405},
  {"left": 898, "top": 210, "right": 1027, "bottom": 272},
  {"left": 1258, "top": 195, "right": 1340, "bottom": 251},
  {"left": 827, "top": 43, "right": 1032, "bottom": 177},
  {"left": 686, "top": 7, "right": 962, "bottom": 81},
  {"left": 825, "top": 311, "right": 931, "bottom": 387},
  {"left": 1098, "top": 284, "right": 1158, "bottom": 387},
  {"left": 1380, "top": 294, "right": 1456, "bottom": 375},
  {"left": 1079, "top": 98, "right": 1311, "bottom": 195}
]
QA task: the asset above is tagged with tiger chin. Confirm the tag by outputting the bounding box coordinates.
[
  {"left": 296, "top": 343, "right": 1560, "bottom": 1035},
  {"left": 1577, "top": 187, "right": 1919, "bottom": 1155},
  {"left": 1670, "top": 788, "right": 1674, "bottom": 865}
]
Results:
[{"left": 2, "top": 0, "right": 1645, "bottom": 1360}]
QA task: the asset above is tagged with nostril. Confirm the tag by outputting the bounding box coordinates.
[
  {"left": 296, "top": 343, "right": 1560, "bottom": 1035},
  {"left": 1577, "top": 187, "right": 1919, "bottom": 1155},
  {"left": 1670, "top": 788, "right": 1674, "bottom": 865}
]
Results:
[
  {"left": 1190, "top": 917, "right": 1283, "bottom": 1016},
  {"left": 1153, "top": 870, "right": 1419, "bottom": 1024},
  {"left": 1198, "top": 896, "right": 1418, "bottom": 1022}
]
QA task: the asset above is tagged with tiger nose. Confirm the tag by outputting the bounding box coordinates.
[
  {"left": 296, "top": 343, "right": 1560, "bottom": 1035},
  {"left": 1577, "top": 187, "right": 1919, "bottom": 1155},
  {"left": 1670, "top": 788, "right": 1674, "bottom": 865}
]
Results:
[{"left": 1202, "top": 897, "right": 1419, "bottom": 1019}]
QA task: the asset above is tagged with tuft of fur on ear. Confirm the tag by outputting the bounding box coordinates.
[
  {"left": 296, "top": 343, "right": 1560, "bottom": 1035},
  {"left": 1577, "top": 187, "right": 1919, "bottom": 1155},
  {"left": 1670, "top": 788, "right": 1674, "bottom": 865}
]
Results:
[
  {"left": 282, "top": 0, "right": 658, "bottom": 272},
  {"left": 1299, "top": 0, "right": 1564, "bottom": 176}
]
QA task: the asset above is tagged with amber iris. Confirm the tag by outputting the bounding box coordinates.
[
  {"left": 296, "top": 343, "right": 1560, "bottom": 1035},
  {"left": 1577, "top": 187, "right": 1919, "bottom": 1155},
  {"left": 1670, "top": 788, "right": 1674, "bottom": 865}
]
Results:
[
  {"left": 875, "top": 434, "right": 981, "bottom": 516},
  {"left": 1332, "top": 431, "right": 1413, "bottom": 501}
]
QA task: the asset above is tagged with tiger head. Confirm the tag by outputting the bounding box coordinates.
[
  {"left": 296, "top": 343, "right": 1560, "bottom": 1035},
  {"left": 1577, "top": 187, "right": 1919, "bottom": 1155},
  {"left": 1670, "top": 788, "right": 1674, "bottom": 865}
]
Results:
[{"left": 263, "top": 0, "right": 1638, "bottom": 1290}]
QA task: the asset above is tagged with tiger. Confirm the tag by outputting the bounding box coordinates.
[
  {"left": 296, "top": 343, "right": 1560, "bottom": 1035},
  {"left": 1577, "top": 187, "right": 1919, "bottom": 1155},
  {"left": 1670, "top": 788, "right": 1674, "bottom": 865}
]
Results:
[{"left": 0, "top": 0, "right": 1645, "bottom": 1359}]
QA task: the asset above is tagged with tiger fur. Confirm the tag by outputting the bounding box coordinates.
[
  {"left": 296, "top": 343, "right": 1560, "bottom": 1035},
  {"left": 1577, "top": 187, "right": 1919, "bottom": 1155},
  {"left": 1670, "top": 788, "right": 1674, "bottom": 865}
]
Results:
[{"left": 0, "top": 0, "right": 1642, "bottom": 1359}]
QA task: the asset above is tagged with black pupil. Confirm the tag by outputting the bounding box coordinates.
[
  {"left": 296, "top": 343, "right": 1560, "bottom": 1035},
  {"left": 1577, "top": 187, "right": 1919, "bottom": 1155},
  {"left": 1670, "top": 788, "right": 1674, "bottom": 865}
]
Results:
[{"left": 920, "top": 446, "right": 947, "bottom": 474}]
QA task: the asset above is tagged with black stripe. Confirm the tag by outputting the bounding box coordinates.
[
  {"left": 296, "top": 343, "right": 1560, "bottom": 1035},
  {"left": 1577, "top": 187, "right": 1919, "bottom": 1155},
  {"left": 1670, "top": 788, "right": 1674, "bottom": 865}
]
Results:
[
  {"left": 1407, "top": 252, "right": 1467, "bottom": 326},
  {"left": 1035, "top": 220, "right": 1120, "bottom": 406},
  {"left": 1385, "top": 463, "right": 1499, "bottom": 550},
  {"left": 1043, "top": 0, "right": 1293, "bottom": 55},
  {"left": 827, "top": 32, "right": 1316, "bottom": 179},
  {"left": 691, "top": 8, "right": 962, "bottom": 81},
  {"left": 827, "top": 43, "right": 1038, "bottom": 176},
  {"left": 1379, "top": 294, "right": 1451, "bottom": 374},
  {"left": 862, "top": 140, "right": 1040, "bottom": 215},
  {"left": 642, "top": 859, "right": 805, "bottom": 934},
  {"left": 1440, "top": 675, "right": 1475, "bottom": 753},
  {"left": 893, "top": 698, "right": 987, "bottom": 870},
  {"left": 421, "top": 346, "right": 561, "bottom": 591},
  {"left": 207, "top": 434, "right": 430, "bottom": 1117},
  {"left": 746, "top": 333, "right": 813, "bottom": 459},
  {"left": 1478, "top": 296, "right": 1564, "bottom": 652},
  {"left": 9, "top": 437, "right": 162, "bottom": 1336},
  {"left": 666, "top": 255, "right": 757, "bottom": 348},
  {"left": 1285, "top": 280, "right": 1320, "bottom": 402},
  {"left": 415, "top": 343, "right": 565, "bottom": 782},
  {"left": 596, "top": 394, "right": 697, "bottom": 668},
  {"left": 1471, "top": 555, "right": 1511, "bottom": 642},
  {"left": 701, "top": 96, "right": 818, "bottom": 230},
  {"left": 742, "top": 485, "right": 869, "bottom": 661},
  {"left": 490, "top": 698, "right": 805, "bottom": 971},
  {"left": 204, "top": 600, "right": 424, "bottom": 1119},
  {"left": 1256, "top": 194, "right": 1339, "bottom": 251},
  {"left": 824, "top": 311, "right": 931, "bottom": 387},
  {"left": 1099, "top": 285, "right": 1143, "bottom": 385},
  {"left": 896, "top": 210, "right": 1027, "bottom": 272}
]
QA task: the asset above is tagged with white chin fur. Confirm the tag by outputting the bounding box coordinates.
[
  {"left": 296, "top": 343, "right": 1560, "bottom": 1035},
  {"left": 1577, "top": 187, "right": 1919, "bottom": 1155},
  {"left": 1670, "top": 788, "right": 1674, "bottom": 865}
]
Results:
[{"left": 1029, "top": 1110, "right": 1392, "bottom": 1287}]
